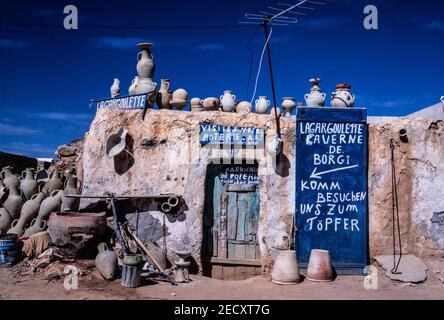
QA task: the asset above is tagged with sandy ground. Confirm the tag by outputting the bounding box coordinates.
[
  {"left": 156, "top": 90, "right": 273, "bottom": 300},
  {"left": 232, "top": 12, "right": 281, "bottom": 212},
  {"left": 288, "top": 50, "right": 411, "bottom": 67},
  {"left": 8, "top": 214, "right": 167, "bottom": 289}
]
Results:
[{"left": 0, "top": 261, "right": 443, "bottom": 300}]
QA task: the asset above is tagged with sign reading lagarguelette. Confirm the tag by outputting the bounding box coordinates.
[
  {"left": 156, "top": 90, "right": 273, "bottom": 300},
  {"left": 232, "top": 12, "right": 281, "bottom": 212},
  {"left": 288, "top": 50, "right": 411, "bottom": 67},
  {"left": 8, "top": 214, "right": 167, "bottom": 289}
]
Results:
[
  {"left": 199, "top": 123, "right": 265, "bottom": 146},
  {"left": 219, "top": 165, "right": 259, "bottom": 185},
  {"left": 295, "top": 107, "right": 368, "bottom": 274},
  {"left": 93, "top": 94, "right": 147, "bottom": 110}
]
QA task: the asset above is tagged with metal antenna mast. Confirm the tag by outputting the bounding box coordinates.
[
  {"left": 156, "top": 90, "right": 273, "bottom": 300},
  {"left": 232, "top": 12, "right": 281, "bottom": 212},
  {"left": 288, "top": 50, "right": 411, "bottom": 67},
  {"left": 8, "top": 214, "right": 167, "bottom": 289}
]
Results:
[{"left": 239, "top": 0, "right": 326, "bottom": 138}]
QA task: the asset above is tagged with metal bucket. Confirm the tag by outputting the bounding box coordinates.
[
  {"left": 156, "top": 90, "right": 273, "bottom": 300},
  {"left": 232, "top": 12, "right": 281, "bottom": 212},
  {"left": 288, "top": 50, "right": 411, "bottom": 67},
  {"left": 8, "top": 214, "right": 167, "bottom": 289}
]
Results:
[{"left": 0, "top": 234, "right": 19, "bottom": 266}]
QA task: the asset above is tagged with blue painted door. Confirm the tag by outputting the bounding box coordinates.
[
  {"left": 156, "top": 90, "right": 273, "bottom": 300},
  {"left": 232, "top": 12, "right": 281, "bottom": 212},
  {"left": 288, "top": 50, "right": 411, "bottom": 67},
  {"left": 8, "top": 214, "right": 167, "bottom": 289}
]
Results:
[{"left": 295, "top": 107, "right": 368, "bottom": 274}]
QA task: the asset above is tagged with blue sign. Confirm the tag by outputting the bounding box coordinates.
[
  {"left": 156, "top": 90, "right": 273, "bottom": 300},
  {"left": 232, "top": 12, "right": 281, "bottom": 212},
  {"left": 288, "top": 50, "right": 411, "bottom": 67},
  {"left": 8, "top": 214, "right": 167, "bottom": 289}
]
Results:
[
  {"left": 199, "top": 123, "right": 265, "bottom": 146},
  {"left": 295, "top": 107, "right": 368, "bottom": 275},
  {"left": 92, "top": 94, "right": 147, "bottom": 110},
  {"left": 219, "top": 165, "right": 259, "bottom": 185}
]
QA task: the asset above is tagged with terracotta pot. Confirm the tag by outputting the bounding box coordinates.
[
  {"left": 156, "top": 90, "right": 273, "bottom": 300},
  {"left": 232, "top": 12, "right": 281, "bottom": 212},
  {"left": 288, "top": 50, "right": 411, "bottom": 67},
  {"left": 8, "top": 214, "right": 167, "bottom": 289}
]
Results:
[
  {"left": 255, "top": 96, "right": 270, "bottom": 114},
  {"left": 306, "top": 249, "right": 334, "bottom": 282},
  {"left": 95, "top": 243, "right": 118, "bottom": 280},
  {"left": 38, "top": 190, "right": 63, "bottom": 221},
  {"left": 220, "top": 90, "right": 237, "bottom": 112},
  {"left": 1, "top": 167, "right": 20, "bottom": 189},
  {"left": 282, "top": 97, "right": 296, "bottom": 117},
  {"left": 23, "top": 218, "right": 48, "bottom": 238},
  {"left": 62, "top": 176, "right": 80, "bottom": 212},
  {"left": 236, "top": 101, "right": 253, "bottom": 114},
  {"left": 157, "top": 78, "right": 173, "bottom": 109},
  {"left": 190, "top": 98, "right": 204, "bottom": 112},
  {"left": 271, "top": 249, "right": 300, "bottom": 285},
  {"left": 7, "top": 193, "right": 45, "bottom": 237},
  {"left": 3, "top": 186, "right": 24, "bottom": 220},
  {"left": 331, "top": 84, "right": 355, "bottom": 108},
  {"left": 0, "top": 207, "right": 13, "bottom": 234},
  {"left": 48, "top": 211, "right": 107, "bottom": 246},
  {"left": 202, "top": 97, "right": 220, "bottom": 111},
  {"left": 42, "top": 171, "right": 63, "bottom": 195},
  {"left": 20, "top": 168, "right": 38, "bottom": 201}
]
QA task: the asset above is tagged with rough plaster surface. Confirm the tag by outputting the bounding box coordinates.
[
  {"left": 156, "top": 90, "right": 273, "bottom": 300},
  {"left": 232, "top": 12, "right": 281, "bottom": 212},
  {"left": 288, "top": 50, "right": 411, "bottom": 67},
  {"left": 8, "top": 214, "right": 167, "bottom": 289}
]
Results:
[
  {"left": 81, "top": 110, "right": 443, "bottom": 274},
  {"left": 374, "top": 255, "right": 428, "bottom": 283}
]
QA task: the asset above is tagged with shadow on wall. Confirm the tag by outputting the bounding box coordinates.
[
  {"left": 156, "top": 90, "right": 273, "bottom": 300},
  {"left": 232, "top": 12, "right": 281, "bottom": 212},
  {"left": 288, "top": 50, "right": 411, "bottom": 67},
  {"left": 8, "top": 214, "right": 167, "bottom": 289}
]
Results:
[
  {"left": 114, "top": 134, "right": 135, "bottom": 175},
  {"left": 274, "top": 153, "right": 291, "bottom": 177}
]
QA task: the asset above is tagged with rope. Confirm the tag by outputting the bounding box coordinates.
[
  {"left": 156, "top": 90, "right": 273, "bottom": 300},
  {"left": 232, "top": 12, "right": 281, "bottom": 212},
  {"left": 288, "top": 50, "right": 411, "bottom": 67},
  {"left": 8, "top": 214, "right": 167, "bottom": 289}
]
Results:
[
  {"left": 250, "top": 27, "right": 273, "bottom": 105},
  {"left": 390, "top": 139, "right": 402, "bottom": 274}
]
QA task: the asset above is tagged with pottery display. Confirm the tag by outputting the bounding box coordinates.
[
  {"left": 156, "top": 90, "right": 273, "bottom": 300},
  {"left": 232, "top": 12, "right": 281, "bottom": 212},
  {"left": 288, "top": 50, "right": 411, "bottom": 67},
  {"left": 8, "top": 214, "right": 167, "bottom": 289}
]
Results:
[
  {"left": 202, "top": 97, "right": 220, "bottom": 111},
  {"left": 1, "top": 167, "right": 20, "bottom": 189},
  {"left": 306, "top": 249, "right": 334, "bottom": 282},
  {"left": 7, "top": 193, "right": 45, "bottom": 237},
  {"left": 95, "top": 243, "right": 118, "bottom": 280},
  {"left": 128, "top": 76, "right": 140, "bottom": 95},
  {"left": 23, "top": 218, "right": 48, "bottom": 238},
  {"left": 236, "top": 101, "right": 253, "bottom": 114},
  {"left": 331, "top": 84, "right": 355, "bottom": 108},
  {"left": 157, "top": 79, "right": 173, "bottom": 109},
  {"left": 110, "top": 78, "right": 120, "bottom": 98},
  {"left": 3, "top": 186, "right": 24, "bottom": 220},
  {"left": 42, "top": 171, "right": 63, "bottom": 195},
  {"left": 270, "top": 107, "right": 282, "bottom": 118},
  {"left": 20, "top": 168, "right": 38, "bottom": 201},
  {"left": 0, "top": 207, "right": 13, "bottom": 234},
  {"left": 282, "top": 97, "right": 296, "bottom": 117},
  {"left": 135, "top": 78, "right": 157, "bottom": 94},
  {"left": 220, "top": 90, "right": 237, "bottom": 112},
  {"left": 37, "top": 190, "right": 63, "bottom": 221},
  {"left": 190, "top": 98, "right": 204, "bottom": 112},
  {"left": 271, "top": 249, "right": 300, "bottom": 285},
  {"left": 48, "top": 211, "right": 107, "bottom": 246},
  {"left": 305, "top": 78, "right": 326, "bottom": 107},
  {"left": 255, "top": 96, "right": 270, "bottom": 114},
  {"left": 62, "top": 175, "right": 81, "bottom": 212},
  {"left": 136, "top": 43, "right": 155, "bottom": 79}
]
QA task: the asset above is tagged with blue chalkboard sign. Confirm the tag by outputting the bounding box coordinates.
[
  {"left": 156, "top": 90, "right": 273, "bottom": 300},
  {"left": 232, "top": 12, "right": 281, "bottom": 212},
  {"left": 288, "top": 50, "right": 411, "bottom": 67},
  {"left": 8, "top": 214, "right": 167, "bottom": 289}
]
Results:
[
  {"left": 295, "top": 107, "right": 368, "bottom": 275},
  {"left": 199, "top": 123, "right": 265, "bottom": 146}
]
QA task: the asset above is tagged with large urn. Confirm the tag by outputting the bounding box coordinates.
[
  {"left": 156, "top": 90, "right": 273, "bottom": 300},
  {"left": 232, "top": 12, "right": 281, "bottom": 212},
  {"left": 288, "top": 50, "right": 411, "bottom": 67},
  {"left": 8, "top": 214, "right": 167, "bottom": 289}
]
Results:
[
  {"left": 136, "top": 43, "right": 155, "bottom": 79},
  {"left": 331, "top": 84, "right": 355, "bottom": 108},
  {"left": 271, "top": 249, "right": 301, "bottom": 285},
  {"left": 20, "top": 168, "right": 38, "bottom": 200},
  {"left": 305, "top": 78, "right": 326, "bottom": 107},
  {"left": 157, "top": 79, "right": 173, "bottom": 109},
  {"left": 1, "top": 166, "right": 20, "bottom": 189}
]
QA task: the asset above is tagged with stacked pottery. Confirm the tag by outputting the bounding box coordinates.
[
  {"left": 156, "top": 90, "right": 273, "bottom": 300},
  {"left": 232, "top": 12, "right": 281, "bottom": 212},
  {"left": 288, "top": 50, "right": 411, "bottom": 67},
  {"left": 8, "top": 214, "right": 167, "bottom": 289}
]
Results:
[
  {"left": 24, "top": 190, "right": 62, "bottom": 237},
  {"left": 306, "top": 249, "right": 334, "bottom": 282},
  {"left": 42, "top": 170, "right": 63, "bottom": 195},
  {"left": 135, "top": 43, "right": 157, "bottom": 94},
  {"left": 0, "top": 207, "right": 13, "bottom": 234},
  {"left": 128, "top": 76, "right": 140, "bottom": 95},
  {"left": 220, "top": 90, "right": 237, "bottom": 112},
  {"left": 271, "top": 249, "right": 300, "bottom": 285},
  {"left": 190, "top": 98, "right": 204, "bottom": 112},
  {"left": 236, "top": 101, "right": 253, "bottom": 114},
  {"left": 282, "top": 97, "right": 296, "bottom": 117},
  {"left": 61, "top": 175, "right": 81, "bottom": 212},
  {"left": 20, "top": 168, "right": 38, "bottom": 200},
  {"left": 331, "top": 84, "right": 355, "bottom": 108},
  {"left": 304, "top": 78, "right": 326, "bottom": 107},
  {"left": 202, "top": 97, "right": 220, "bottom": 111},
  {"left": 1, "top": 166, "right": 20, "bottom": 189},
  {"left": 157, "top": 79, "right": 173, "bottom": 109},
  {"left": 7, "top": 193, "right": 45, "bottom": 237},
  {"left": 3, "top": 186, "right": 24, "bottom": 220},
  {"left": 255, "top": 96, "right": 270, "bottom": 114}
]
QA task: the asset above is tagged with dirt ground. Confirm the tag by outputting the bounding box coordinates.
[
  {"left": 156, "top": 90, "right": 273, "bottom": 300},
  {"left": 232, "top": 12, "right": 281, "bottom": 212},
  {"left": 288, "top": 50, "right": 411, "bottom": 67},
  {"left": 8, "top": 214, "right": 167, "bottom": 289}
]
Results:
[{"left": 0, "top": 260, "right": 443, "bottom": 300}]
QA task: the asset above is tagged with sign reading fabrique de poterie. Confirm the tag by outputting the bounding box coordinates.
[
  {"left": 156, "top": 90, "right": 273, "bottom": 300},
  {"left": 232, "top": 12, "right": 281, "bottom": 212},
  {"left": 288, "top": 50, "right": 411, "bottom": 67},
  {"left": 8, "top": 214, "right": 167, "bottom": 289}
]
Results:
[
  {"left": 94, "top": 94, "right": 147, "bottom": 110},
  {"left": 199, "top": 123, "right": 265, "bottom": 146}
]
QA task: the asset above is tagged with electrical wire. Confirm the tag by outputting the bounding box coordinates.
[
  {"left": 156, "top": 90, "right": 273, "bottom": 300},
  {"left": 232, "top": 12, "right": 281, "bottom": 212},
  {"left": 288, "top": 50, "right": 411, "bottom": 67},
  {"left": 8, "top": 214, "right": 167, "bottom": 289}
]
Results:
[
  {"left": 250, "top": 26, "right": 273, "bottom": 105},
  {"left": 245, "top": 26, "right": 260, "bottom": 99}
]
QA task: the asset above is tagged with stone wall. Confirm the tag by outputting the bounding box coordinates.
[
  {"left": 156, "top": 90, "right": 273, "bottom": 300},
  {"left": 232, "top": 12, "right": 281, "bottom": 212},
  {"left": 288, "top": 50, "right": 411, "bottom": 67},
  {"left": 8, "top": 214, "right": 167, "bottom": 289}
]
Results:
[{"left": 81, "top": 109, "right": 444, "bottom": 274}]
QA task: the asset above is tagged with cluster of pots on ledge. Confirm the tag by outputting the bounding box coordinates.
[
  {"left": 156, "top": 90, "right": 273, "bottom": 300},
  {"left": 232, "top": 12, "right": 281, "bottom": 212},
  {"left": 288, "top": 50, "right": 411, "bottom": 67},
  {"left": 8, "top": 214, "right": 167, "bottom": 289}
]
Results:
[
  {"left": 108, "top": 42, "right": 357, "bottom": 115},
  {"left": 0, "top": 166, "right": 81, "bottom": 238}
]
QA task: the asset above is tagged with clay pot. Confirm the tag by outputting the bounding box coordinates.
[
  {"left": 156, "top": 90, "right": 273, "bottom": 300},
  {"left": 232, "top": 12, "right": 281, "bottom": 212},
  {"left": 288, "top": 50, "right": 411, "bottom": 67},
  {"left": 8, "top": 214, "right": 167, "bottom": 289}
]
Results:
[
  {"left": 305, "top": 78, "right": 326, "bottom": 107},
  {"left": 20, "top": 168, "right": 38, "bottom": 200},
  {"left": 220, "top": 90, "right": 237, "bottom": 112},
  {"left": 128, "top": 76, "right": 140, "bottom": 95},
  {"left": 47, "top": 211, "right": 107, "bottom": 246},
  {"left": 38, "top": 190, "right": 63, "bottom": 221},
  {"left": 157, "top": 78, "right": 173, "bottom": 109},
  {"left": 202, "top": 97, "right": 220, "bottom": 111},
  {"left": 62, "top": 176, "right": 80, "bottom": 212},
  {"left": 42, "top": 171, "right": 63, "bottom": 195},
  {"left": 267, "top": 136, "right": 283, "bottom": 157},
  {"left": 190, "top": 98, "right": 204, "bottom": 112},
  {"left": 236, "top": 101, "right": 253, "bottom": 114},
  {"left": 95, "top": 243, "right": 118, "bottom": 280},
  {"left": 135, "top": 78, "right": 157, "bottom": 94},
  {"left": 306, "top": 249, "right": 334, "bottom": 282},
  {"left": 171, "top": 89, "right": 189, "bottom": 110},
  {"left": 3, "top": 186, "right": 24, "bottom": 220},
  {"left": 271, "top": 249, "right": 300, "bottom": 285},
  {"left": 1, "top": 167, "right": 20, "bottom": 189},
  {"left": 331, "top": 84, "right": 355, "bottom": 108},
  {"left": 23, "top": 218, "right": 48, "bottom": 238},
  {"left": 110, "top": 78, "right": 120, "bottom": 98},
  {"left": 282, "top": 97, "right": 296, "bottom": 117},
  {"left": 255, "top": 96, "right": 270, "bottom": 114},
  {"left": 136, "top": 43, "right": 155, "bottom": 79},
  {"left": 0, "top": 207, "right": 13, "bottom": 234},
  {"left": 7, "top": 193, "right": 45, "bottom": 236}
]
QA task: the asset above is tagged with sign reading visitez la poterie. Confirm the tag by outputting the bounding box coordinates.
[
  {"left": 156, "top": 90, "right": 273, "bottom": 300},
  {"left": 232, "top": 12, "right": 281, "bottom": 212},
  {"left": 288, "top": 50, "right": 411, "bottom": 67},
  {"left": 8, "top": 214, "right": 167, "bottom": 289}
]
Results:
[
  {"left": 200, "top": 123, "right": 265, "bottom": 146},
  {"left": 93, "top": 94, "right": 147, "bottom": 110}
]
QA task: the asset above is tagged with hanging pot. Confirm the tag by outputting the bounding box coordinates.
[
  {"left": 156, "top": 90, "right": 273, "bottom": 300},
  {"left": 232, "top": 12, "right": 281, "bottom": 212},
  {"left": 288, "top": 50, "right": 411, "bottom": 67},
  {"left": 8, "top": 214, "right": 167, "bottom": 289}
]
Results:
[
  {"left": 271, "top": 249, "right": 300, "bottom": 285},
  {"left": 20, "top": 168, "right": 38, "bottom": 201},
  {"left": 306, "top": 249, "right": 334, "bottom": 282}
]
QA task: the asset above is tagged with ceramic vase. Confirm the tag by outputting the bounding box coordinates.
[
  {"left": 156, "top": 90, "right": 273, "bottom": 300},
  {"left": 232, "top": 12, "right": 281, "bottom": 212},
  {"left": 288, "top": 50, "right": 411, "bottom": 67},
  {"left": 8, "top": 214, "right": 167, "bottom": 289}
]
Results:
[
  {"left": 95, "top": 243, "right": 118, "bottom": 280},
  {"left": 267, "top": 136, "right": 283, "bottom": 157},
  {"left": 190, "top": 98, "right": 204, "bottom": 112},
  {"left": 220, "top": 90, "right": 237, "bottom": 112},
  {"left": 7, "top": 193, "right": 45, "bottom": 237},
  {"left": 331, "top": 84, "right": 355, "bottom": 108},
  {"left": 157, "top": 79, "right": 173, "bottom": 109},
  {"left": 202, "top": 97, "right": 220, "bottom": 111},
  {"left": 236, "top": 101, "right": 253, "bottom": 114},
  {"left": 20, "top": 168, "right": 38, "bottom": 201},
  {"left": 23, "top": 218, "right": 48, "bottom": 238},
  {"left": 42, "top": 171, "right": 63, "bottom": 195},
  {"left": 0, "top": 207, "right": 13, "bottom": 234},
  {"left": 171, "top": 89, "right": 189, "bottom": 110},
  {"left": 110, "top": 78, "right": 120, "bottom": 98},
  {"left": 135, "top": 78, "right": 157, "bottom": 94},
  {"left": 1, "top": 167, "right": 20, "bottom": 189},
  {"left": 3, "top": 186, "right": 24, "bottom": 220},
  {"left": 282, "top": 97, "right": 296, "bottom": 117},
  {"left": 306, "top": 249, "right": 334, "bottom": 282},
  {"left": 61, "top": 176, "right": 80, "bottom": 212},
  {"left": 255, "top": 96, "right": 270, "bottom": 114},
  {"left": 128, "top": 76, "right": 140, "bottom": 95},
  {"left": 271, "top": 249, "right": 300, "bottom": 285},
  {"left": 136, "top": 43, "right": 155, "bottom": 79},
  {"left": 305, "top": 78, "right": 326, "bottom": 107}
]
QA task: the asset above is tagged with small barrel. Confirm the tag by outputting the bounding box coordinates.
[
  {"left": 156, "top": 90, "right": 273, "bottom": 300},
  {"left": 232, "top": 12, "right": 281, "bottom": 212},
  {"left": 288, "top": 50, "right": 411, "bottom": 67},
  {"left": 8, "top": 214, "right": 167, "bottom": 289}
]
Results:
[
  {"left": 0, "top": 234, "right": 19, "bottom": 267},
  {"left": 121, "top": 254, "right": 143, "bottom": 288}
]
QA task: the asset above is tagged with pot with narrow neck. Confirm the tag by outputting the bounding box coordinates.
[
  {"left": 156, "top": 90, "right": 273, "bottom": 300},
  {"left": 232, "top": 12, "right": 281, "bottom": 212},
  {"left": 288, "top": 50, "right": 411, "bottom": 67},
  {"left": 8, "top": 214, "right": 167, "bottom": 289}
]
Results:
[
  {"left": 128, "top": 76, "right": 140, "bottom": 95},
  {"left": 136, "top": 43, "right": 155, "bottom": 79},
  {"left": 157, "top": 79, "right": 173, "bottom": 109},
  {"left": 43, "top": 171, "right": 63, "bottom": 195},
  {"left": 1, "top": 167, "right": 20, "bottom": 189},
  {"left": 305, "top": 78, "right": 326, "bottom": 107},
  {"left": 20, "top": 168, "right": 38, "bottom": 201},
  {"left": 220, "top": 90, "right": 237, "bottom": 112},
  {"left": 7, "top": 192, "right": 45, "bottom": 236},
  {"left": 62, "top": 176, "right": 81, "bottom": 212},
  {"left": 3, "top": 186, "right": 24, "bottom": 220},
  {"left": 255, "top": 96, "right": 270, "bottom": 114},
  {"left": 331, "top": 84, "right": 355, "bottom": 108}
]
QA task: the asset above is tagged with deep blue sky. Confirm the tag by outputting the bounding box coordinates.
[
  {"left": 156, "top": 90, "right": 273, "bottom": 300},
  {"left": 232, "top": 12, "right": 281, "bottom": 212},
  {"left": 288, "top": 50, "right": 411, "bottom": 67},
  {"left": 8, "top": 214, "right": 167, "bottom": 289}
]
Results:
[{"left": 1, "top": 0, "right": 443, "bottom": 158}]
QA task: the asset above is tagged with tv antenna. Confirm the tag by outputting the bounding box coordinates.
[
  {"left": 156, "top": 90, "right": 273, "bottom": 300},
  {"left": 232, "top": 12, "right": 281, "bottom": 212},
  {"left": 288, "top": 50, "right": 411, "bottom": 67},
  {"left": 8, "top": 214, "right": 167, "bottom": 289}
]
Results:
[{"left": 239, "top": 0, "right": 326, "bottom": 138}]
